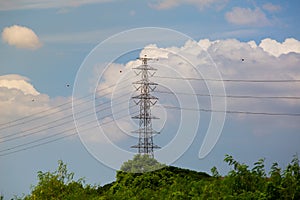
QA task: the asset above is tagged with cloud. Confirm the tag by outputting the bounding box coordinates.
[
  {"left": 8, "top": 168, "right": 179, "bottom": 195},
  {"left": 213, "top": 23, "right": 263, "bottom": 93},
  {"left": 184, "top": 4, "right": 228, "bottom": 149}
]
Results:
[
  {"left": 2, "top": 37, "right": 299, "bottom": 157},
  {"left": 262, "top": 3, "right": 281, "bottom": 13},
  {"left": 0, "top": 74, "right": 60, "bottom": 121},
  {"left": 247, "top": 40, "right": 257, "bottom": 49},
  {"left": 0, "top": 75, "right": 49, "bottom": 131},
  {"left": 0, "top": 0, "right": 113, "bottom": 11},
  {"left": 225, "top": 7, "right": 270, "bottom": 26},
  {"left": 2, "top": 25, "right": 42, "bottom": 50},
  {"left": 0, "top": 74, "right": 40, "bottom": 95},
  {"left": 259, "top": 38, "right": 300, "bottom": 57},
  {"left": 0, "top": 74, "right": 78, "bottom": 152},
  {"left": 87, "top": 36, "right": 300, "bottom": 163},
  {"left": 93, "top": 37, "right": 300, "bottom": 139},
  {"left": 150, "top": 0, "right": 228, "bottom": 10}
]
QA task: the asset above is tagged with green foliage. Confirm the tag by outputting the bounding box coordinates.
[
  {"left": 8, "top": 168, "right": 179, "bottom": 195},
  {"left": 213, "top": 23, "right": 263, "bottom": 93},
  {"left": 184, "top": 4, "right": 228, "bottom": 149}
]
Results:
[
  {"left": 108, "top": 165, "right": 210, "bottom": 199},
  {"left": 211, "top": 166, "right": 220, "bottom": 178},
  {"left": 20, "top": 154, "right": 300, "bottom": 199},
  {"left": 23, "top": 160, "right": 101, "bottom": 200},
  {"left": 223, "top": 155, "right": 267, "bottom": 195},
  {"left": 120, "top": 154, "right": 166, "bottom": 173},
  {"left": 280, "top": 154, "right": 300, "bottom": 199}
]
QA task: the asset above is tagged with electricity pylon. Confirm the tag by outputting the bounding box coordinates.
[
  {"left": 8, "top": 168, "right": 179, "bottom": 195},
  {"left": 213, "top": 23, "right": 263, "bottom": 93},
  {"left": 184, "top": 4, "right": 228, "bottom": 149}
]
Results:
[{"left": 131, "top": 55, "right": 160, "bottom": 158}]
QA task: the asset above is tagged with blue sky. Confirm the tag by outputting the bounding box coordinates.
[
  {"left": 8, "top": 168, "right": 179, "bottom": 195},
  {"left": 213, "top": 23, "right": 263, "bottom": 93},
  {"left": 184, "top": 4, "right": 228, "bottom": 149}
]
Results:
[{"left": 1, "top": 0, "right": 300, "bottom": 198}]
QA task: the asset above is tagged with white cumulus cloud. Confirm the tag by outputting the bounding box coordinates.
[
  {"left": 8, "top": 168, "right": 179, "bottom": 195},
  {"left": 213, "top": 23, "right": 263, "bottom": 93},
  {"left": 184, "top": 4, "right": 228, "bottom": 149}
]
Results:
[
  {"left": 0, "top": 74, "right": 78, "bottom": 153},
  {"left": 93, "top": 37, "right": 300, "bottom": 139},
  {"left": 0, "top": 74, "right": 40, "bottom": 95},
  {"left": 225, "top": 7, "right": 270, "bottom": 26},
  {"left": 2, "top": 25, "right": 42, "bottom": 50},
  {"left": 0, "top": 74, "right": 52, "bottom": 123},
  {"left": 259, "top": 38, "right": 300, "bottom": 57}
]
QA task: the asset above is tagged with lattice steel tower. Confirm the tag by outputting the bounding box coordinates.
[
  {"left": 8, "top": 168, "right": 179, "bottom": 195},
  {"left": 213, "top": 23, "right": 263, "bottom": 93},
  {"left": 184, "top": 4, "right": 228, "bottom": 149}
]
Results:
[{"left": 131, "top": 55, "right": 160, "bottom": 158}]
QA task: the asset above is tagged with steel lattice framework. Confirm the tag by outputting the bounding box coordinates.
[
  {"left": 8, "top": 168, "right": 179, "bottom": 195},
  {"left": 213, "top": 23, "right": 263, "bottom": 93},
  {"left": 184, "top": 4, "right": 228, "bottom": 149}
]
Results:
[{"left": 131, "top": 55, "right": 160, "bottom": 158}]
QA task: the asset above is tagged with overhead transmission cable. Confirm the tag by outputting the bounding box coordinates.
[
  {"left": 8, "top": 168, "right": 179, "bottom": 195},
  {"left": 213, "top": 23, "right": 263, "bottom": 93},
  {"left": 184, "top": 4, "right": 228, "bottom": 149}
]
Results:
[
  {"left": 0, "top": 75, "right": 135, "bottom": 129},
  {"left": 0, "top": 110, "right": 138, "bottom": 156},
  {"left": 1, "top": 75, "right": 298, "bottom": 130},
  {"left": 154, "top": 76, "right": 300, "bottom": 83},
  {"left": 2, "top": 74, "right": 300, "bottom": 156},
  {"left": 155, "top": 90, "right": 300, "bottom": 100},
  {"left": 0, "top": 89, "right": 133, "bottom": 141},
  {"left": 0, "top": 95, "right": 133, "bottom": 143},
  {"left": 163, "top": 105, "right": 300, "bottom": 117},
  {"left": 2, "top": 103, "right": 299, "bottom": 157}
]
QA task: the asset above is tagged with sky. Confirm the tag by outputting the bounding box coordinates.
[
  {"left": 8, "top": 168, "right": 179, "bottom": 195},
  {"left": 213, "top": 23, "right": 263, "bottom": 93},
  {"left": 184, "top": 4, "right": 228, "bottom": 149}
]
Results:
[{"left": 1, "top": 0, "right": 300, "bottom": 198}]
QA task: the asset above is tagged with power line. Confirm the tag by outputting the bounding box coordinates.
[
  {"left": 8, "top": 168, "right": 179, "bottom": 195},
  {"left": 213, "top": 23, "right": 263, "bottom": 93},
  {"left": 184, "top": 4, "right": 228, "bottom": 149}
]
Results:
[
  {"left": 163, "top": 105, "right": 300, "bottom": 117},
  {"left": 0, "top": 80, "right": 132, "bottom": 130},
  {"left": 0, "top": 81, "right": 133, "bottom": 133},
  {"left": 1, "top": 72, "right": 300, "bottom": 157},
  {"left": 0, "top": 76, "right": 135, "bottom": 129},
  {"left": 3, "top": 103, "right": 299, "bottom": 156},
  {"left": 1, "top": 104, "right": 299, "bottom": 157},
  {"left": 0, "top": 91, "right": 131, "bottom": 140},
  {"left": 1, "top": 74, "right": 298, "bottom": 131},
  {"left": 0, "top": 110, "right": 138, "bottom": 156},
  {"left": 0, "top": 97, "right": 134, "bottom": 143},
  {"left": 2, "top": 91, "right": 299, "bottom": 144},
  {"left": 155, "top": 90, "right": 300, "bottom": 100},
  {"left": 0, "top": 84, "right": 300, "bottom": 143},
  {"left": 155, "top": 76, "right": 300, "bottom": 83},
  {"left": 0, "top": 133, "right": 76, "bottom": 157}
]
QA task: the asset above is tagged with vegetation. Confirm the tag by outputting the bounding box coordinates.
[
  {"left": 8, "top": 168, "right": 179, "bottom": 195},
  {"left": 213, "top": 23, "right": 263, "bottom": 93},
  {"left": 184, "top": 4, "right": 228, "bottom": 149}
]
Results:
[
  {"left": 120, "top": 154, "right": 166, "bottom": 173},
  {"left": 18, "top": 154, "right": 300, "bottom": 199}
]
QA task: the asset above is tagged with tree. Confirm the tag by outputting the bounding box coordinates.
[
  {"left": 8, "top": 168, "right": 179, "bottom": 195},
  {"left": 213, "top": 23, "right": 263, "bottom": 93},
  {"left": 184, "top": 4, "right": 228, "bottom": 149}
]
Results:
[
  {"left": 24, "top": 160, "right": 99, "bottom": 200},
  {"left": 120, "top": 154, "right": 166, "bottom": 173},
  {"left": 223, "top": 154, "right": 267, "bottom": 196},
  {"left": 210, "top": 166, "right": 220, "bottom": 178},
  {"left": 280, "top": 154, "right": 300, "bottom": 199},
  {"left": 19, "top": 154, "right": 300, "bottom": 199}
]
